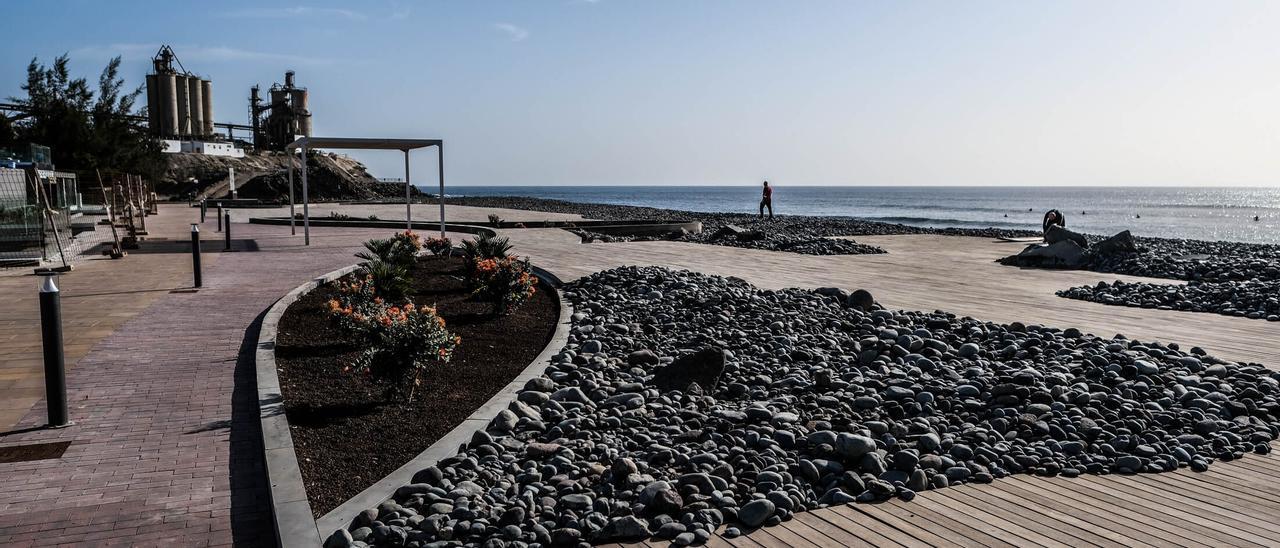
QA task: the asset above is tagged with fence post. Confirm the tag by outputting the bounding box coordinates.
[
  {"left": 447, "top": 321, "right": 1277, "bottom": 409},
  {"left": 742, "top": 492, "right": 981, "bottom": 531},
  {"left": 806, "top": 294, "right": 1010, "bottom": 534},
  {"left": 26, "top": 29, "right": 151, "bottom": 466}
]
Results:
[
  {"left": 224, "top": 210, "right": 232, "bottom": 251},
  {"left": 38, "top": 273, "right": 69, "bottom": 428},
  {"left": 217, "top": 204, "right": 223, "bottom": 232}
]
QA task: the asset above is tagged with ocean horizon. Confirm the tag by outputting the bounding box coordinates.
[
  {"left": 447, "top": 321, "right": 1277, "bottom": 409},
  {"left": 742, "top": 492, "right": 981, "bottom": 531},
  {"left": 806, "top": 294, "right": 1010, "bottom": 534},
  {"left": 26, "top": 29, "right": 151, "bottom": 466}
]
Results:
[{"left": 432, "top": 185, "right": 1280, "bottom": 245}]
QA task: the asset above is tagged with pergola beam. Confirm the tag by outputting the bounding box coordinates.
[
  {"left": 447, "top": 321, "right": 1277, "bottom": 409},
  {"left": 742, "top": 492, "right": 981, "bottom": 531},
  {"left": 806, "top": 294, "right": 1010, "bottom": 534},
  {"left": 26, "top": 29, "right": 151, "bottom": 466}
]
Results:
[{"left": 285, "top": 136, "right": 446, "bottom": 245}]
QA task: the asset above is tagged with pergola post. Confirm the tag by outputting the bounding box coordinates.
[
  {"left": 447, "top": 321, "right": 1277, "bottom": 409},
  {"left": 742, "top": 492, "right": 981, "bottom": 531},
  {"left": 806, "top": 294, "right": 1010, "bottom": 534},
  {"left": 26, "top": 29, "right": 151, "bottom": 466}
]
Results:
[
  {"left": 437, "top": 143, "right": 446, "bottom": 238},
  {"left": 287, "top": 150, "right": 296, "bottom": 235},
  {"left": 404, "top": 150, "right": 412, "bottom": 231},
  {"left": 302, "top": 145, "right": 310, "bottom": 246}
]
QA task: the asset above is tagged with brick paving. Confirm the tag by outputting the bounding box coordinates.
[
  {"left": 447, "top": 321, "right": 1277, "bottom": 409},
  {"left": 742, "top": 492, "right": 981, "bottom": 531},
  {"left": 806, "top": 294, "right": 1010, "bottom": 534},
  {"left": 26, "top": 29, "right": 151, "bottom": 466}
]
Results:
[{"left": 0, "top": 216, "right": 434, "bottom": 547}]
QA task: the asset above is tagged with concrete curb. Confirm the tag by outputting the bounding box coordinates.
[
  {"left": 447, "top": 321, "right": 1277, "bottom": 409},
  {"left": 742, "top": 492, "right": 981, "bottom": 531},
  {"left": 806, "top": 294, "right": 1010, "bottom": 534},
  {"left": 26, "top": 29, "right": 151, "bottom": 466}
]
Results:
[
  {"left": 247, "top": 217, "right": 498, "bottom": 237},
  {"left": 256, "top": 261, "right": 572, "bottom": 547},
  {"left": 245, "top": 216, "right": 701, "bottom": 239},
  {"left": 314, "top": 272, "right": 572, "bottom": 539},
  {"left": 257, "top": 264, "right": 360, "bottom": 548}
]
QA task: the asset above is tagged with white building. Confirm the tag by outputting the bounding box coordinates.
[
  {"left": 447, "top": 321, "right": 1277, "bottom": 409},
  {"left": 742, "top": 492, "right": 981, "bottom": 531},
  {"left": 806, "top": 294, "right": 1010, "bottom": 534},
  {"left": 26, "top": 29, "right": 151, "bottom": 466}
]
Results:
[{"left": 160, "top": 139, "right": 245, "bottom": 158}]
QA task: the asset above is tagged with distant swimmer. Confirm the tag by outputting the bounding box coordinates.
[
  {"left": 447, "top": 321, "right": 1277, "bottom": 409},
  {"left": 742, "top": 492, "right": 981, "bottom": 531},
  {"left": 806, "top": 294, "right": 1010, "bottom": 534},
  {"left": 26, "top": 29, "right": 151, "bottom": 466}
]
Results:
[
  {"left": 1082, "top": 211, "right": 1087, "bottom": 215},
  {"left": 1256, "top": 215, "right": 1261, "bottom": 222},
  {"left": 1136, "top": 214, "right": 1141, "bottom": 219},
  {"left": 1004, "top": 214, "right": 1008, "bottom": 218}
]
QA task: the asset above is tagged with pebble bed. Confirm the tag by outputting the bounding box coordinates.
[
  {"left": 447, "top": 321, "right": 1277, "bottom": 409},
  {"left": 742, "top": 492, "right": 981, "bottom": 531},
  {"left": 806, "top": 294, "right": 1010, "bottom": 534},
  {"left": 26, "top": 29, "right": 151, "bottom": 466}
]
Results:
[
  {"left": 1058, "top": 280, "right": 1280, "bottom": 321},
  {"left": 326, "top": 266, "right": 1280, "bottom": 548},
  {"left": 446, "top": 196, "right": 1037, "bottom": 256},
  {"left": 1059, "top": 235, "right": 1280, "bottom": 320}
]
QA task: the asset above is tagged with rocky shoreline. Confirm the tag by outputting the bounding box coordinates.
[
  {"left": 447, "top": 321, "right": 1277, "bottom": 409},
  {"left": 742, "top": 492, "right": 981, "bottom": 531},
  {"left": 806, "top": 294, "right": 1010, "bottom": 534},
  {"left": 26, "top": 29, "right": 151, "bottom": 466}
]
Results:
[
  {"left": 445, "top": 196, "right": 1039, "bottom": 256},
  {"left": 327, "top": 266, "right": 1280, "bottom": 548}
]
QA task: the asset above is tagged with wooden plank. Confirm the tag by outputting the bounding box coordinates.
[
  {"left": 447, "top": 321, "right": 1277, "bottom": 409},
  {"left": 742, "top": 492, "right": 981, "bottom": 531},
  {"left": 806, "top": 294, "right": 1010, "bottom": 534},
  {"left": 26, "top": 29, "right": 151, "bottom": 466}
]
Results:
[
  {"left": 940, "top": 486, "right": 1107, "bottom": 547},
  {"left": 1028, "top": 474, "right": 1246, "bottom": 548},
  {"left": 1103, "top": 474, "right": 1280, "bottom": 537},
  {"left": 844, "top": 503, "right": 966, "bottom": 547},
  {"left": 881, "top": 496, "right": 1020, "bottom": 548},
  {"left": 828, "top": 504, "right": 929, "bottom": 548},
  {"left": 919, "top": 489, "right": 1063, "bottom": 547},
  {"left": 1008, "top": 476, "right": 1198, "bottom": 548},
  {"left": 1071, "top": 475, "right": 1269, "bottom": 547},
  {"left": 811, "top": 506, "right": 910, "bottom": 548},
  {"left": 750, "top": 519, "right": 824, "bottom": 548},
  {"left": 1000, "top": 478, "right": 1190, "bottom": 547},
  {"left": 1140, "top": 469, "right": 1280, "bottom": 514},
  {"left": 784, "top": 512, "right": 869, "bottom": 548},
  {"left": 975, "top": 481, "right": 1149, "bottom": 547}
]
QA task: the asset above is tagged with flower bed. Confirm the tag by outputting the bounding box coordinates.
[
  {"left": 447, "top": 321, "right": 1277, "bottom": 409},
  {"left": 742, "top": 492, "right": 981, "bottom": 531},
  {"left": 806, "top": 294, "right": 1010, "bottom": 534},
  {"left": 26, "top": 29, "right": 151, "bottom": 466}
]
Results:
[{"left": 274, "top": 255, "right": 559, "bottom": 516}]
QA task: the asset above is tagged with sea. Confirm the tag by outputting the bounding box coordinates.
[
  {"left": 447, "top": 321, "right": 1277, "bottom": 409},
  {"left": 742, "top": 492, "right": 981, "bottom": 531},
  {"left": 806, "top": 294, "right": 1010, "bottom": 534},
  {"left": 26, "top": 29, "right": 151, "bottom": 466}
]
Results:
[{"left": 438, "top": 186, "right": 1280, "bottom": 245}]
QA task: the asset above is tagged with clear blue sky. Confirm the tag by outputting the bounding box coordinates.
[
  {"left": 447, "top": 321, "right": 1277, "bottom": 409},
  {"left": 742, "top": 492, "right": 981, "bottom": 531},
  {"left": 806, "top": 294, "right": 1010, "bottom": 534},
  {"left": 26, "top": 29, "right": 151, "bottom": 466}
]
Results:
[{"left": 2, "top": 1, "right": 1278, "bottom": 186}]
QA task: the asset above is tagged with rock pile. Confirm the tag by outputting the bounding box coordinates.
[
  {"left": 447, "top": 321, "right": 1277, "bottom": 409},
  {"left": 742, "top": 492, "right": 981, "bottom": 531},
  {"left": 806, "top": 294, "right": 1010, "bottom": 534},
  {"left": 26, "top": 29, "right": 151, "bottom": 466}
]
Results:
[
  {"left": 1059, "top": 280, "right": 1280, "bottom": 321},
  {"left": 330, "top": 267, "right": 1280, "bottom": 548},
  {"left": 1032, "top": 233, "right": 1280, "bottom": 320}
]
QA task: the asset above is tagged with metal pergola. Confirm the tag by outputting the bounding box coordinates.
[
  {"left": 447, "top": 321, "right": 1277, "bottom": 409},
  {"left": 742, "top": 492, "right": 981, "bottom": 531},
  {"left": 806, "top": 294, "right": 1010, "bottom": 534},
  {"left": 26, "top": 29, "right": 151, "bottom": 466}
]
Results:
[{"left": 285, "top": 137, "right": 444, "bottom": 245}]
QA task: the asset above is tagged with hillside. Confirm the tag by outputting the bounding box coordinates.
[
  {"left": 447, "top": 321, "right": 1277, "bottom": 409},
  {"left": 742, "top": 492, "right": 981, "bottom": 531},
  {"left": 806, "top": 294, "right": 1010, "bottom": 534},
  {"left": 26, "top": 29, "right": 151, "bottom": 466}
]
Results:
[{"left": 159, "top": 151, "right": 417, "bottom": 202}]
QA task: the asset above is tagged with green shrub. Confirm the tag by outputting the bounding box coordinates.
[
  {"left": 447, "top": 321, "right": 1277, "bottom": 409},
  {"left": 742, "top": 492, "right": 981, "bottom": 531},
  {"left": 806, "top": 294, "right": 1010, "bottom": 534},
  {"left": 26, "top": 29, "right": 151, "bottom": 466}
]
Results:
[
  {"left": 356, "top": 230, "right": 422, "bottom": 271},
  {"left": 328, "top": 281, "right": 458, "bottom": 401},
  {"left": 469, "top": 255, "right": 538, "bottom": 315},
  {"left": 362, "top": 259, "right": 411, "bottom": 301},
  {"left": 425, "top": 236, "right": 452, "bottom": 256},
  {"left": 488, "top": 213, "right": 503, "bottom": 226}
]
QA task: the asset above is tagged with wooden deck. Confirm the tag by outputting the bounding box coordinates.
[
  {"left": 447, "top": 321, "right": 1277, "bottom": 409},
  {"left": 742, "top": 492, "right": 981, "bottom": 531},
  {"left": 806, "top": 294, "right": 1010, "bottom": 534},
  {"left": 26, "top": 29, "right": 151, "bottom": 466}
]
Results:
[
  {"left": 251, "top": 204, "right": 1280, "bottom": 547},
  {"left": 482, "top": 221, "right": 1279, "bottom": 548}
]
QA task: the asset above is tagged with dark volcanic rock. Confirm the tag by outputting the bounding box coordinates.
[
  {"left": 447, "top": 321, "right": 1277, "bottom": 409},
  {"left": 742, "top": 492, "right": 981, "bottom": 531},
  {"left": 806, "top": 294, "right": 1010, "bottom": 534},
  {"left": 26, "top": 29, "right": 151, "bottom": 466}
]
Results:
[
  {"left": 345, "top": 265, "right": 1280, "bottom": 547},
  {"left": 650, "top": 347, "right": 726, "bottom": 392}
]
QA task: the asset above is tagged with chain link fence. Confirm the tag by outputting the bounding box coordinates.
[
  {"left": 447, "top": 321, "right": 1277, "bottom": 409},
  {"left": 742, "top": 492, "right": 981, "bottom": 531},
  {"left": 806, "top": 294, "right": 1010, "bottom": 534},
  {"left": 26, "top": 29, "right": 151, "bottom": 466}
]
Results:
[{"left": 0, "top": 167, "right": 118, "bottom": 270}]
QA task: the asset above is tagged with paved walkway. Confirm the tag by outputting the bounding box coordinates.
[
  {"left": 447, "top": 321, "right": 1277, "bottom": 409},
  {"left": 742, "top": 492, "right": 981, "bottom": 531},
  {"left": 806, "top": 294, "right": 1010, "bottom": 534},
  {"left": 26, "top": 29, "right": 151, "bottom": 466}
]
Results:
[
  {"left": 0, "top": 206, "right": 476, "bottom": 546},
  {"left": 0, "top": 202, "right": 1275, "bottom": 547},
  {"left": 0, "top": 207, "right": 223, "bottom": 431}
]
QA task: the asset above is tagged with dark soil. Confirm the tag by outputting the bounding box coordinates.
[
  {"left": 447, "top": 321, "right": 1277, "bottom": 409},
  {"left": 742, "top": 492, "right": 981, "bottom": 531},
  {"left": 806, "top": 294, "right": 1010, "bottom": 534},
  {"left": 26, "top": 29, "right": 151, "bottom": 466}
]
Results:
[{"left": 275, "top": 255, "right": 559, "bottom": 517}]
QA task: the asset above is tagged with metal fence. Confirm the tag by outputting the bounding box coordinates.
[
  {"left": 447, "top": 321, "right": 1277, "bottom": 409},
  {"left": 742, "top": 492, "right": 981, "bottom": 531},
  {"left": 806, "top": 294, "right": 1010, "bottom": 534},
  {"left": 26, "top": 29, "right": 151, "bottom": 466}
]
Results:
[{"left": 0, "top": 167, "right": 117, "bottom": 270}]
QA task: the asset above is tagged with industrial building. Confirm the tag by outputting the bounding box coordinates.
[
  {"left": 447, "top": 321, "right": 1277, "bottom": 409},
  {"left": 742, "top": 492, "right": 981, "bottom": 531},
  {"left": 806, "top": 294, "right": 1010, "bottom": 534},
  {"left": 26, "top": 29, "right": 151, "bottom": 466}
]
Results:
[
  {"left": 145, "top": 46, "right": 214, "bottom": 140},
  {"left": 250, "top": 70, "right": 314, "bottom": 151}
]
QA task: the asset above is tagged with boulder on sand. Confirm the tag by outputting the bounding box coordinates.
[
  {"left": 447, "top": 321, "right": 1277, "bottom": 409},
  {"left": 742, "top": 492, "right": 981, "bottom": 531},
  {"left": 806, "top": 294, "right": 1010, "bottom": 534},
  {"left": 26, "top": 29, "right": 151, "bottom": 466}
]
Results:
[
  {"left": 1093, "top": 230, "right": 1138, "bottom": 256},
  {"left": 1000, "top": 240, "right": 1087, "bottom": 268},
  {"left": 1044, "top": 224, "right": 1089, "bottom": 249},
  {"left": 649, "top": 347, "right": 726, "bottom": 392},
  {"left": 709, "top": 224, "right": 765, "bottom": 242}
]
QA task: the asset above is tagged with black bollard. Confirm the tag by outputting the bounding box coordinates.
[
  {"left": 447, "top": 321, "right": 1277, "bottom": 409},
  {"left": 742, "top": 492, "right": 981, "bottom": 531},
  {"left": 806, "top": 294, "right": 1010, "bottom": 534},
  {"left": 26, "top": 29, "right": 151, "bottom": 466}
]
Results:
[
  {"left": 191, "top": 224, "right": 202, "bottom": 287},
  {"left": 200, "top": 200, "right": 207, "bottom": 223},
  {"left": 38, "top": 273, "right": 69, "bottom": 428},
  {"left": 217, "top": 205, "right": 223, "bottom": 232},
  {"left": 224, "top": 211, "right": 232, "bottom": 251}
]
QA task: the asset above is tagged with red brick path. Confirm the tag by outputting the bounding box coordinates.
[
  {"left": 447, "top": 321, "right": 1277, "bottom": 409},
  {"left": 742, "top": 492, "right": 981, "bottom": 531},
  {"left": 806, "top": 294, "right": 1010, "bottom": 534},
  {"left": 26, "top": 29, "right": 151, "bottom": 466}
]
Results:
[{"left": 0, "top": 223, "right": 414, "bottom": 547}]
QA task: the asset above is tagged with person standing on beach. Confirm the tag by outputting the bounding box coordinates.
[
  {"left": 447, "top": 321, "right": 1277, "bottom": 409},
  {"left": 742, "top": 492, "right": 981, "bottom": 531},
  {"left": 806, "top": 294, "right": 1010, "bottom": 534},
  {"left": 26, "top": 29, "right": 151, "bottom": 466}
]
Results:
[{"left": 759, "top": 181, "right": 774, "bottom": 219}]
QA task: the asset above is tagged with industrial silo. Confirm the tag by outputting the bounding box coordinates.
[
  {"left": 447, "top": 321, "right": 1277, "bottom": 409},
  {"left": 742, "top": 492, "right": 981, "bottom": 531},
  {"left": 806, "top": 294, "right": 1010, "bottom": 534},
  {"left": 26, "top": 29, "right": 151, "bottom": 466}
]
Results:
[
  {"left": 188, "top": 77, "right": 204, "bottom": 137},
  {"left": 158, "top": 73, "right": 178, "bottom": 137},
  {"left": 145, "top": 74, "right": 159, "bottom": 135},
  {"left": 200, "top": 80, "right": 214, "bottom": 136},
  {"left": 175, "top": 75, "right": 191, "bottom": 137},
  {"left": 291, "top": 88, "right": 311, "bottom": 136}
]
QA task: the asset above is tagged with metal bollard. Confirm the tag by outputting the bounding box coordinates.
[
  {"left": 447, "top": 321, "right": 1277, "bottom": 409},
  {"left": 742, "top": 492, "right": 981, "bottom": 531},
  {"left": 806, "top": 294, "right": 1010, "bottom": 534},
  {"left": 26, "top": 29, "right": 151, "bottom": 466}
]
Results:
[
  {"left": 200, "top": 200, "right": 207, "bottom": 223},
  {"left": 191, "top": 224, "right": 202, "bottom": 287},
  {"left": 216, "top": 205, "right": 223, "bottom": 232},
  {"left": 38, "top": 273, "right": 69, "bottom": 428},
  {"left": 224, "top": 211, "right": 232, "bottom": 251}
]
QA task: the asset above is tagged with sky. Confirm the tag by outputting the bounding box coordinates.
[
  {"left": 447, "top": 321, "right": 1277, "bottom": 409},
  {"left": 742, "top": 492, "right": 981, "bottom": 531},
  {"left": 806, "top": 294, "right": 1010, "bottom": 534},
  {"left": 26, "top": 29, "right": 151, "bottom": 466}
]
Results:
[{"left": 2, "top": 0, "right": 1279, "bottom": 187}]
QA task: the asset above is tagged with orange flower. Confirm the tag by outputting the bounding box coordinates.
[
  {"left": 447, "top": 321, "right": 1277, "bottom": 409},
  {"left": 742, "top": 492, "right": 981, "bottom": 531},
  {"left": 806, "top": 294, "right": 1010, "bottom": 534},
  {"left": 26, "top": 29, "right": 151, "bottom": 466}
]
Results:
[{"left": 327, "top": 299, "right": 341, "bottom": 311}]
